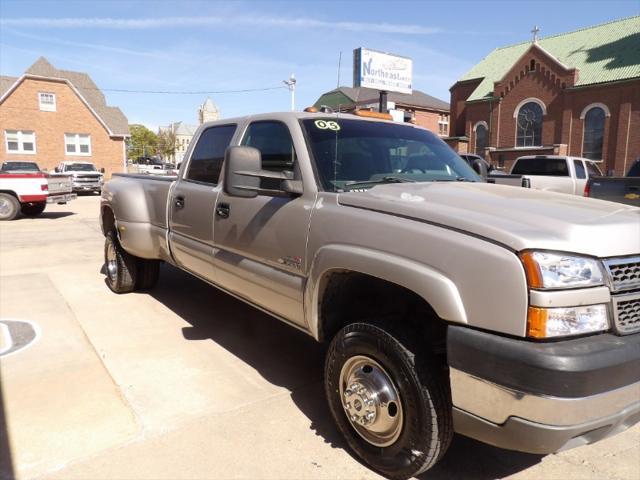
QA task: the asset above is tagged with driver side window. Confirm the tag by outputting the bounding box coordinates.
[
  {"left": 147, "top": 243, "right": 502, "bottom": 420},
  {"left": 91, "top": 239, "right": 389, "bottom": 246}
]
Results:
[
  {"left": 241, "top": 121, "right": 296, "bottom": 171},
  {"left": 241, "top": 121, "right": 297, "bottom": 189}
]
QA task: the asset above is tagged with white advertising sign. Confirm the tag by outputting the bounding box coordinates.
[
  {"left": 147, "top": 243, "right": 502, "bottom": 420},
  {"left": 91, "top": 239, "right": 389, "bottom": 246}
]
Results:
[{"left": 354, "top": 48, "right": 413, "bottom": 94}]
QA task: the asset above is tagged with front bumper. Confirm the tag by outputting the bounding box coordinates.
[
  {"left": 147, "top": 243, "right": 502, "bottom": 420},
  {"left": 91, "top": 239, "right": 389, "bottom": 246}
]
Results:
[
  {"left": 448, "top": 326, "right": 640, "bottom": 454},
  {"left": 72, "top": 183, "right": 102, "bottom": 192}
]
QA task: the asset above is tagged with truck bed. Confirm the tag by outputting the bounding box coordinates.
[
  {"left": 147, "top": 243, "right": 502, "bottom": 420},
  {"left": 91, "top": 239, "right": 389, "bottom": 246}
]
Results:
[
  {"left": 587, "top": 176, "right": 640, "bottom": 207},
  {"left": 110, "top": 173, "right": 176, "bottom": 228}
]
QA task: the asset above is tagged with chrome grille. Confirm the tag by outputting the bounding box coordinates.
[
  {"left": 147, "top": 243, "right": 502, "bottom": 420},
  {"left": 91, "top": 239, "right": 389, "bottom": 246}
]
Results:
[
  {"left": 603, "top": 256, "right": 640, "bottom": 292},
  {"left": 612, "top": 293, "right": 640, "bottom": 335}
]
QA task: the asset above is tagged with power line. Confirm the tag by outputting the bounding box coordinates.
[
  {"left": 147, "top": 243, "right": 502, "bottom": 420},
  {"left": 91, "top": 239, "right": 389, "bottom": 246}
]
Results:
[
  {"left": 95, "top": 85, "right": 289, "bottom": 95},
  {"left": 0, "top": 81, "right": 289, "bottom": 97}
]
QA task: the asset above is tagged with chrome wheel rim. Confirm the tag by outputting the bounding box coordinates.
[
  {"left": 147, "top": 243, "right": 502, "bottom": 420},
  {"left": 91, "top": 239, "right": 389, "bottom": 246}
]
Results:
[
  {"left": 339, "top": 355, "right": 403, "bottom": 447},
  {"left": 106, "top": 241, "right": 118, "bottom": 282},
  {"left": 0, "top": 197, "right": 11, "bottom": 216}
]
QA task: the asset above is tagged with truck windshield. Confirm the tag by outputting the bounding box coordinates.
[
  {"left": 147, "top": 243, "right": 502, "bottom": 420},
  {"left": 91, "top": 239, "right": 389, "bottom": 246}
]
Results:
[
  {"left": 0, "top": 162, "right": 40, "bottom": 172},
  {"left": 302, "top": 118, "right": 479, "bottom": 192},
  {"left": 67, "top": 163, "right": 97, "bottom": 171}
]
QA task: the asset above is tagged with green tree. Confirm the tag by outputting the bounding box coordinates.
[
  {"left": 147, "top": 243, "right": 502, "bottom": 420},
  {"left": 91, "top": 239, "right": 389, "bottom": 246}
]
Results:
[
  {"left": 127, "top": 124, "right": 158, "bottom": 162},
  {"left": 157, "top": 129, "right": 176, "bottom": 161}
]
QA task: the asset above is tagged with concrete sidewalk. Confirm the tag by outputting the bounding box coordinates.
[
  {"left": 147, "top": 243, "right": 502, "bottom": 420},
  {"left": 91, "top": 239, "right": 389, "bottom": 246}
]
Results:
[{"left": 0, "top": 196, "right": 638, "bottom": 480}]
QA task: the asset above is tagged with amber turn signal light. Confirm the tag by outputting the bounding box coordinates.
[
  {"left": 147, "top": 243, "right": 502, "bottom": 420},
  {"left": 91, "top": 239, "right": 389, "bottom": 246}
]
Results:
[
  {"left": 526, "top": 307, "right": 548, "bottom": 338},
  {"left": 519, "top": 251, "right": 543, "bottom": 289}
]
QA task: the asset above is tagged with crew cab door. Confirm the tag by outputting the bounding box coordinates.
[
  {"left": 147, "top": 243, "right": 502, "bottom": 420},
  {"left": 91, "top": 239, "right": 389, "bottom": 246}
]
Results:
[
  {"left": 169, "top": 124, "right": 237, "bottom": 282},
  {"left": 213, "top": 120, "right": 314, "bottom": 327}
]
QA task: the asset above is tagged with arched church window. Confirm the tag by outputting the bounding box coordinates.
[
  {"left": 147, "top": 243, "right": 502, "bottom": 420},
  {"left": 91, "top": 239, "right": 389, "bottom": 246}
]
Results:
[
  {"left": 516, "top": 102, "right": 543, "bottom": 147},
  {"left": 583, "top": 107, "right": 606, "bottom": 160},
  {"left": 475, "top": 124, "right": 488, "bottom": 154}
]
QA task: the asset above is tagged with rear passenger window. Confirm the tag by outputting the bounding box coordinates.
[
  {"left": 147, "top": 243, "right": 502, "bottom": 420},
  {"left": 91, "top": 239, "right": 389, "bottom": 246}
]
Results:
[
  {"left": 573, "top": 160, "right": 586, "bottom": 179},
  {"left": 186, "top": 125, "right": 236, "bottom": 184}
]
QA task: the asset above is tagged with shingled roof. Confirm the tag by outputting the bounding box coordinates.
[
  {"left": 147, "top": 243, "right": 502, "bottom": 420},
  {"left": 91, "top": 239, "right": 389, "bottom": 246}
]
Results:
[
  {"left": 159, "top": 121, "right": 198, "bottom": 136},
  {"left": 315, "top": 86, "right": 449, "bottom": 112},
  {"left": 458, "top": 16, "right": 640, "bottom": 102},
  {"left": 0, "top": 76, "right": 17, "bottom": 97},
  {"left": 1, "top": 57, "right": 129, "bottom": 136}
]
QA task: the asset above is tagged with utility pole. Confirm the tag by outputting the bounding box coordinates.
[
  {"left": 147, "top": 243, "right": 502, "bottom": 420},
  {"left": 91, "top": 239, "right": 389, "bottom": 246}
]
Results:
[{"left": 283, "top": 73, "right": 296, "bottom": 111}]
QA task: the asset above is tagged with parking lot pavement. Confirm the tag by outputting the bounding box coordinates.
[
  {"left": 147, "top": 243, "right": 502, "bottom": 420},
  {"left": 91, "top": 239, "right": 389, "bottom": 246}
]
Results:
[{"left": 0, "top": 195, "right": 638, "bottom": 480}]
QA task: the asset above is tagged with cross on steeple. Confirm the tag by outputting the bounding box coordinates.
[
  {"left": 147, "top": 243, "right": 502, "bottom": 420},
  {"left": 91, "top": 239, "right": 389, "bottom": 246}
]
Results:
[{"left": 531, "top": 25, "right": 540, "bottom": 43}]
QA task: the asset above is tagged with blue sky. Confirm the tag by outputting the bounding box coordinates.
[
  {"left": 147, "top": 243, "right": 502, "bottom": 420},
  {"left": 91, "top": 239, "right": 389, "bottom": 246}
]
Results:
[{"left": 1, "top": 0, "right": 638, "bottom": 130}]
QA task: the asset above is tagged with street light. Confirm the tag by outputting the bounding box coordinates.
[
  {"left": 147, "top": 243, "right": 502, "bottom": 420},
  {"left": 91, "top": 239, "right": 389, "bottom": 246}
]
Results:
[{"left": 283, "top": 73, "right": 296, "bottom": 111}]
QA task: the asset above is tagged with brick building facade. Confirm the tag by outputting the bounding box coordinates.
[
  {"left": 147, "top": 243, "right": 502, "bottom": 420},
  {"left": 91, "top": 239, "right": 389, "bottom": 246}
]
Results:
[
  {"left": 0, "top": 57, "right": 129, "bottom": 177},
  {"left": 314, "top": 86, "right": 450, "bottom": 136},
  {"left": 448, "top": 17, "right": 640, "bottom": 174}
]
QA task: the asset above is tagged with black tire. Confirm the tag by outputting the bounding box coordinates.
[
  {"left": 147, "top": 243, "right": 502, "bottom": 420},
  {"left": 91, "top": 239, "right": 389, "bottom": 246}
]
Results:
[
  {"left": 0, "top": 193, "right": 20, "bottom": 221},
  {"left": 325, "top": 322, "right": 453, "bottom": 480},
  {"left": 136, "top": 259, "right": 160, "bottom": 290},
  {"left": 104, "top": 230, "right": 137, "bottom": 293},
  {"left": 21, "top": 202, "right": 46, "bottom": 217}
]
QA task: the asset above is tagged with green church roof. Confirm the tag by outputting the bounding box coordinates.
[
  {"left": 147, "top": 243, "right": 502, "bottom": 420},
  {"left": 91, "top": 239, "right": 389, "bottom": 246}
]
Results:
[{"left": 459, "top": 16, "right": 640, "bottom": 102}]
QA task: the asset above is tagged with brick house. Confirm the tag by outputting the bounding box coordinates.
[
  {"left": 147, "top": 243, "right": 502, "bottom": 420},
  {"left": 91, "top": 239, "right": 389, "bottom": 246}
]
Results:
[
  {"left": 448, "top": 16, "right": 639, "bottom": 174},
  {"left": 0, "top": 57, "right": 129, "bottom": 177},
  {"left": 314, "top": 86, "right": 450, "bottom": 136}
]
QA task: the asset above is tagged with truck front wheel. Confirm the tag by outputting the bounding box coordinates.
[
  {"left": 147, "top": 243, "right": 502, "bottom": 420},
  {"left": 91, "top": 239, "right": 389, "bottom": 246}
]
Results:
[
  {"left": 0, "top": 193, "right": 20, "bottom": 221},
  {"left": 21, "top": 202, "right": 46, "bottom": 217},
  {"left": 325, "top": 322, "right": 453, "bottom": 479},
  {"left": 104, "top": 231, "right": 137, "bottom": 293}
]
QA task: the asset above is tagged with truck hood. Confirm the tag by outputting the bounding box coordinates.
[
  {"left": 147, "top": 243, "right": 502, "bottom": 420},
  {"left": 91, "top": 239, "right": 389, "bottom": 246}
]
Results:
[{"left": 337, "top": 182, "right": 640, "bottom": 257}]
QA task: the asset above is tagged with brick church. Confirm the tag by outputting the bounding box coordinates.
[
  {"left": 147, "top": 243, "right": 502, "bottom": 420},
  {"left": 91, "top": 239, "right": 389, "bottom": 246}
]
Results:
[{"left": 448, "top": 16, "right": 639, "bottom": 175}]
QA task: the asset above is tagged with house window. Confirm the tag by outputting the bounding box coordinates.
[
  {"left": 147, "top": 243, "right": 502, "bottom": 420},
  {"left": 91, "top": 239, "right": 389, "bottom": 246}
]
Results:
[
  {"left": 438, "top": 115, "right": 449, "bottom": 136},
  {"left": 65, "top": 133, "right": 91, "bottom": 156},
  {"left": 39, "top": 92, "right": 56, "bottom": 112},
  {"left": 475, "top": 124, "right": 488, "bottom": 154},
  {"left": 582, "top": 107, "right": 606, "bottom": 160},
  {"left": 5, "top": 130, "right": 36, "bottom": 154},
  {"left": 516, "top": 101, "right": 543, "bottom": 147}
]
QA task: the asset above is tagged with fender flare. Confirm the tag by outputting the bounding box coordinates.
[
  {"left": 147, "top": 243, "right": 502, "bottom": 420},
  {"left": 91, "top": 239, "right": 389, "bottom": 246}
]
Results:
[{"left": 304, "top": 244, "right": 468, "bottom": 340}]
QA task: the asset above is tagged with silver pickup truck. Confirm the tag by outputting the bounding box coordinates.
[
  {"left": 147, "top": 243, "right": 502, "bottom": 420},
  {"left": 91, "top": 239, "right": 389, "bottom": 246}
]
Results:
[{"left": 100, "top": 111, "right": 640, "bottom": 479}]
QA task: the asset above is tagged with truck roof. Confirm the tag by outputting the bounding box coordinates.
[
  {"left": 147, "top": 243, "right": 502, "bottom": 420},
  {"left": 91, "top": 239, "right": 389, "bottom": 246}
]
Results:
[{"left": 199, "top": 110, "right": 412, "bottom": 130}]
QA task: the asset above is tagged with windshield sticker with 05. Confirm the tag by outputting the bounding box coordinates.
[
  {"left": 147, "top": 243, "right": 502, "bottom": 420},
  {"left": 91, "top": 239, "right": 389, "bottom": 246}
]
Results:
[{"left": 314, "top": 120, "right": 340, "bottom": 131}]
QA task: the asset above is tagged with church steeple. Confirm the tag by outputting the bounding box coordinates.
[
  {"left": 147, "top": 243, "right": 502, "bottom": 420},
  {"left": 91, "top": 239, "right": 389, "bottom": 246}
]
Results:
[{"left": 198, "top": 97, "right": 220, "bottom": 124}]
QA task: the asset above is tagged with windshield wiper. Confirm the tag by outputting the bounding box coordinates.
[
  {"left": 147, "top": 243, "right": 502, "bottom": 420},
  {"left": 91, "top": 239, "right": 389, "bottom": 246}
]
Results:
[{"left": 343, "top": 176, "right": 416, "bottom": 190}]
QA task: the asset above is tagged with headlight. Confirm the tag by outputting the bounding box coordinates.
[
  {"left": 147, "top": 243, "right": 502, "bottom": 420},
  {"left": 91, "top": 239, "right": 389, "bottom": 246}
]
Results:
[
  {"left": 519, "top": 251, "right": 604, "bottom": 289},
  {"left": 527, "top": 305, "right": 609, "bottom": 338}
]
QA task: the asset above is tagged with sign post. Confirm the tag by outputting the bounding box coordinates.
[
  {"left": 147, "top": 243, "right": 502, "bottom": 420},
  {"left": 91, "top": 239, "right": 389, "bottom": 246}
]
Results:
[{"left": 379, "top": 91, "right": 388, "bottom": 114}]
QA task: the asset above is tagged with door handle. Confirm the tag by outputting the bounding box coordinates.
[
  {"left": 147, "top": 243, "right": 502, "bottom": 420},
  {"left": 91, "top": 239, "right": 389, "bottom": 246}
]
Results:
[
  {"left": 174, "top": 196, "right": 185, "bottom": 209},
  {"left": 216, "top": 203, "right": 230, "bottom": 218}
]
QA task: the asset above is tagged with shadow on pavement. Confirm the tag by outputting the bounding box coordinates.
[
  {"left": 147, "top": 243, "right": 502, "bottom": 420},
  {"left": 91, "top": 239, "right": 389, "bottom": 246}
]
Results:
[
  {"left": 16, "top": 212, "right": 75, "bottom": 220},
  {"left": 419, "top": 435, "right": 542, "bottom": 480},
  {"left": 147, "top": 263, "right": 542, "bottom": 479},
  {"left": 0, "top": 374, "right": 14, "bottom": 480}
]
